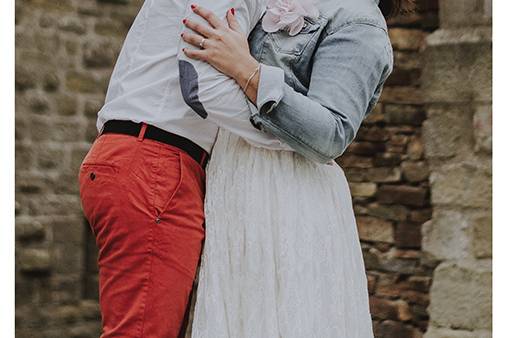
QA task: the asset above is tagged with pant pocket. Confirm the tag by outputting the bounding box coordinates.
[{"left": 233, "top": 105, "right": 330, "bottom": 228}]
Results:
[
  {"left": 153, "top": 149, "right": 183, "bottom": 218},
  {"left": 79, "top": 163, "right": 120, "bottom": 236}
]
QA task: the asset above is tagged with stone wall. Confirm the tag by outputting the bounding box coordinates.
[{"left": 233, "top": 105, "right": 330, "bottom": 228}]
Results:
[
  {"left": 421, "top": 0, "right": 492, "bottom": 337},
  {"left": 15, "top": 0, "right": 144, "bottom": 337},
  {"left": 15, "top": 0, "right": 490, "bottom": 337}
]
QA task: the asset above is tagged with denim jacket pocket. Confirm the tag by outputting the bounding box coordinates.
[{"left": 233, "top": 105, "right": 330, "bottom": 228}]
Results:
[{"left": 268, "top": 16, "right": 322, "bottom": 56}]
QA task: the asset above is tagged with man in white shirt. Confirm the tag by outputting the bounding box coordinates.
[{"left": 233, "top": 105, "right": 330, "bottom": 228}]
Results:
[{"left": 79, "top": 0, "right": 292, "bottom": 337}]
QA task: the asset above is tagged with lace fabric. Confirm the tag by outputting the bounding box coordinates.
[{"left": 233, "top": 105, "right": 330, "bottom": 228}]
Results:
[{"left": 191, "top": 128, "right": 374, "bottom": 338}]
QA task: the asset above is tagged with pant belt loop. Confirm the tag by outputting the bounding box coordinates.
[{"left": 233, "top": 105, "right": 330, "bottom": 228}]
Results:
[{"left": 137, "top": 122, "right": 148, "bottom": 142}]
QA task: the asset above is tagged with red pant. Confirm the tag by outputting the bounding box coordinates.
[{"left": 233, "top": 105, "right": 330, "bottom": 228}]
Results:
[{"left": 79, "top": 131, "right": 205, "bottom": 337}]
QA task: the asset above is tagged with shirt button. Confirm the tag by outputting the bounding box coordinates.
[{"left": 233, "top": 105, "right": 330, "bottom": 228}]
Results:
[
  {"left": 90, "top": 172, "right": 96, "bottom": 181},
  {"left": 155, "top": 217, "right": 161, "bottom": 224}
]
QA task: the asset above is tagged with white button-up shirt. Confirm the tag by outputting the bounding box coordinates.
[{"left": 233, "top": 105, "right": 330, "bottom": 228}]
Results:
[{"left": 97, "top": 0, "right": 291, "bottom": 153}]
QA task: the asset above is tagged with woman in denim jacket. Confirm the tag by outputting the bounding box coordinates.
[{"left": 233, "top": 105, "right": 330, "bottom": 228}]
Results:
[{"left": 182, "top": 0, "right": 409, "bottom": 336}]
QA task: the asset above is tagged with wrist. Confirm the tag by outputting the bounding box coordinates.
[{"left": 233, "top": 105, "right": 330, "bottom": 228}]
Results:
[{"left": 236, "top": 57, "right": 260, "bottom": 88}]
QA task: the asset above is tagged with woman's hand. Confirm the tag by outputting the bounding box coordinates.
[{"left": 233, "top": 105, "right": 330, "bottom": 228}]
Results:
[{"left": 182, "top": 5, "right": 260, "bottom": 103}]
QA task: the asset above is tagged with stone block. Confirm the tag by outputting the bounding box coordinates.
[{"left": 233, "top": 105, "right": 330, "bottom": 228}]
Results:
[
  {"left": 58, "top": 16, "right": 87, "bottom": 35},
  {"left": 16, "top": 217, "right": 46, "bottom": 241},
  {"left": 83, "top": 39, "right": 120, "bottom": 68},
  {"left": 55, "top": 93, "right": 78, "bottom": 116},
  {"left": 356, "top": 216, "right": 394, "bottom": 243},
  {"left": 377, "top": 254, "right": 420, "bottom": 275},
  {"left": 367, "top": 203, "right": 409, "bottom": 222},
  {"left": 428, "top": 261, "right": 492, "bottom": 331},
  {"left": 25, "top": 92, "right": 51, "bottom": 115},
  {"left": 18, "top": 248, "right": 51, "bottom": 273},
  {"left": 356, "top": 127, "right": 389, "bottom": 142},
  {"left": 422, "top": 105, "right": 474, "bottom": 159},
  {"left": 423, "top": 28, "right": 491, "bottom": 103},
  {"left": 395, "top": 223, "right": 422, "bottom": 249},
  {"left": 430, "top": 162, "right": 491, "bottom": 209},
  {"left": 43, "top": 72, "right": 60, "bottom": 92},
  {"left": 337, "top": 154, "right": 373, "bottom": 169},
  {"left": 365, "top": 167, "right": 402, "bottom": 183},
  {"left": 15, "top": 65, "right": 37, "bottom": 91},
  {"left": 373, "top": 153, "right": 402, "bottom": 167},
  {"left": 349, "top": 182, "right": 377, "bottom": 198},
  {"left": 377, "top": 185, "right": 428, "bottom": 207},
  {"left": 347, "top": 142, "right": 386, "bottom": 156},
  {"left": 422, "top": 210, "right": 472, "bottom": 261},
  {"left": 407, "top": 137, "right": 425, "bottom": 160},
  {"left": 407, "top": 276, "right": 432, "bottom": 293},
  {"left": 401, "top": 161, "right": 430, "bottom": 182},
  {"left": 370, "top": 297, "right": 401, "bottom": 320},
  {"left": 374, "top": 320, "right": 422, "bottom": 338},
  {"left": 33, "top": 145, "right": 67, "bottom": 170}
]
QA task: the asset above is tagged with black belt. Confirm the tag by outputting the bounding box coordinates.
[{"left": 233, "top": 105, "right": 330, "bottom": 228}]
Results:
[{"left": 101, "top": 120, "right": 209, "bottom": 168}]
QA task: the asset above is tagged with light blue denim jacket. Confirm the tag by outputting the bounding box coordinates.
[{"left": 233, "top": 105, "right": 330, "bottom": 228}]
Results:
[{"left": 248, "top": 0, "right": 393, "bottom": 163}]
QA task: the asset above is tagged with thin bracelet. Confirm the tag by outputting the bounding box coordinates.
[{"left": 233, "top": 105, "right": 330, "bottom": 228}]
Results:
[{"left": 243, "top": 64, "right": 260, "bottom": 93}]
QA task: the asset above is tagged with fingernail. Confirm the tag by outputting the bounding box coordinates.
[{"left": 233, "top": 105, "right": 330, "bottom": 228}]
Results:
[
  {"left": 191, "top": 4, "right": 196, "bottom": 10},
  {"left": 182, "top": 18, "right": 187, "bottom": 24},
  {"left": 231, "top": 8, "right": 235, "bottom": 15}
]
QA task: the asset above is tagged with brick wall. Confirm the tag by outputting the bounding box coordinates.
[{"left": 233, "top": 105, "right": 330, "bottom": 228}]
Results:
[
  {"left": 336, "top": 2, "right": 439, "bottom": 337},
  {"left": 15, "top": 1, "right": 445, "bottom": 337}
]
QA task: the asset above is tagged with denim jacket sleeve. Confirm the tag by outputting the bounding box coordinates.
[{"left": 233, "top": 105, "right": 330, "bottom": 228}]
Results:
[{"left": 249, "top": 22, "right": 394, "bottom": 164}]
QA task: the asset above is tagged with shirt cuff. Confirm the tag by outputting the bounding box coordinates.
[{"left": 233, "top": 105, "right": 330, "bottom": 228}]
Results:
[{"left": 255, "top": 63, "right": 285, "bottom": 116}]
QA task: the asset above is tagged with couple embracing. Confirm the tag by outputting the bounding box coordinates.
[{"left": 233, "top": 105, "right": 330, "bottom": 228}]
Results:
[{"left": 78, "top": 0, "right": 405, "bottom": 336}]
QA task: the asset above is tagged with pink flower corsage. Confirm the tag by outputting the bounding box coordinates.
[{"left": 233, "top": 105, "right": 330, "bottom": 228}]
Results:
[{"left": 261, "top": 0, "right": 319, "bottom": 36}]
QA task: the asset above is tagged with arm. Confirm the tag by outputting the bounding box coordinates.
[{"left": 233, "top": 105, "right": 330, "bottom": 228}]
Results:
[
  {"left": 248, "top": 23, "right": 394, "bottom": 163},
  {"left": 183, "top": 11, "right": 393, "bottom": 163},
  {"left": 178, "top": 2, "right": 292, "bottom": 151}
]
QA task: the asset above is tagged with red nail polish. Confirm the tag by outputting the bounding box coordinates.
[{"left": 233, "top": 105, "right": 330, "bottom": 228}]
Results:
[
  {"left": 191, "top": 4, "right": 196, "bottom": 10},
  {"left": 231, "top": 8, "right": 235, "bottom": 15},
  {"left": 182, "top": 18, "right": 187, "bottom": 24}
]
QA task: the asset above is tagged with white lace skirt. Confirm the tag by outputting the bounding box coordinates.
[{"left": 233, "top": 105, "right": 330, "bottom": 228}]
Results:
[{"left": 191, "top": 129, "right": 374, "bottom": 338}]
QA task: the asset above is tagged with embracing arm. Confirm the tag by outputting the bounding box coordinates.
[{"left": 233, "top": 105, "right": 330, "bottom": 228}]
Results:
[
  {"left": 178, "top": 3, "right": 292, "bottom": 151},
  {"left": 249, "top": 23, "right": 394, "bottom": 163}
]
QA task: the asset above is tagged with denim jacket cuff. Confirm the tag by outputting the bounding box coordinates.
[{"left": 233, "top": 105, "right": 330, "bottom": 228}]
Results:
[{"left": 256, "top": 63, "right": 285, "bottom": 116}]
